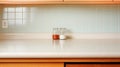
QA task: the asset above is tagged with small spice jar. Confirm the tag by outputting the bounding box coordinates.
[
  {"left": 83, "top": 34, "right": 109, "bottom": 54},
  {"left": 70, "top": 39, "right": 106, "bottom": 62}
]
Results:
[
  {"left": 52, "top": 28, "right": 59, "bottom": 40},
  {"left": 59, "top": 28, "right": 66, "bottom": 40}
]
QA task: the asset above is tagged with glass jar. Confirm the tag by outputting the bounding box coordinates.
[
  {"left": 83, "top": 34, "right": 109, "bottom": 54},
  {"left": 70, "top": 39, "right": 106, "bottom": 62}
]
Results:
[
  {"left": 59, "top": 28, "right": 66, "bottom": 40},
  {"left": 52, "top": 28, "right": 59, "bottom": 40}
]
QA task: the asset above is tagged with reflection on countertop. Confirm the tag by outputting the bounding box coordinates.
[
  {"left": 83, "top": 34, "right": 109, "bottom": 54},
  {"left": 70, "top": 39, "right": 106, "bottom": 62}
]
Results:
[
  {"left": 0, "top": 39, "right": 120, "bottom": 58},
  {"left": 52, "top": 40, "right": 66, "bottom": 49}
]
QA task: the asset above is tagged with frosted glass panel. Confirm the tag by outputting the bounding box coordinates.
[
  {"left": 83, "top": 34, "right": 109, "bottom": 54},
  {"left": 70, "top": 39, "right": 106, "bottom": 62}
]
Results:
[
  {"left": 0, "top": 5, "right": 119, "bottom": 33},
  {"left": 7, "top": 8, "right": 15, "bottom": 12}
]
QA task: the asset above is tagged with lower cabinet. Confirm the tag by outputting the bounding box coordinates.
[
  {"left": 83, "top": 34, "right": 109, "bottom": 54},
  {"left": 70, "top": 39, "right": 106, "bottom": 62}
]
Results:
[
  {"left": 66, "top": 64, "right": 120, "bottom": 67},
  {"left": 0, "top": 58, "right": 120, "bottom": 67},
  {"left": 0, "top": 63, "right": 64, "bottom": 67},
  {"left": 1, "top": 63, "right": 120, "bottom": 67},
  {"left": 66, "top": 63, "right": 120, "bottom": 67}
]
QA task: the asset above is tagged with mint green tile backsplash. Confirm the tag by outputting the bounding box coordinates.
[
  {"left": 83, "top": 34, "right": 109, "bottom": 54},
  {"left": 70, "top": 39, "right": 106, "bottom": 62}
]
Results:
[{"left": 0, "top": 5, "right": 120, "bottom": 33}]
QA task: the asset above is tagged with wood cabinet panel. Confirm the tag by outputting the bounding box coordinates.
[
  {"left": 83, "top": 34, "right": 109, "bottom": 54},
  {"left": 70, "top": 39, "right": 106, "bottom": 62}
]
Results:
[
  {"left": 67, "top": 64, "right": 96, "bottom": 67},
  {"left": 64, "top": 0, "right": 112, "bottom": 2},
  {"left": 66, "top": 64, "right": 120, "bottom": 67},
  {"left": 0, "top": 0, "right": 62, "bottom": 4},
  {"left": 0, "top": 0, "right": 62, "bottom": 1},
  {"left": 114, "top": 0, "right": 120, "bottom": 1},
  {"left": 0, "top": 0, "right": 117, "bottom": 4},
  {"left": 0, "top": 63, "right": 64, "bottom": 67}
]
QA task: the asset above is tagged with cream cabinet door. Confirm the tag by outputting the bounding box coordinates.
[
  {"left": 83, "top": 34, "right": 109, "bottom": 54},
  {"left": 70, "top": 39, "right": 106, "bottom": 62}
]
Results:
[
  {"left": 0, "top": 63, "right": 64, "bottom": 67},
  {"left": 64, "top": 0, "right": 112, "bottom": 2}
]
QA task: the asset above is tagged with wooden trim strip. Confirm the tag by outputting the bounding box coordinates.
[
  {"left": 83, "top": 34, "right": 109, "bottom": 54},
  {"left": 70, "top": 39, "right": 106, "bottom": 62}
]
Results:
[
  {"left": 0, "top": 58, "right": 120, "bottom": 63},
  {"left": 0, "top": 1, "right": 120, "bottom": 5}
]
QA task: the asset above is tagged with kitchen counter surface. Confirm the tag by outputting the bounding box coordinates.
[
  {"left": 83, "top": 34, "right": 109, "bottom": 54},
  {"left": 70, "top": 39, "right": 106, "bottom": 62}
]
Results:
[{"left": 0, "top": 39, "right": 120, "bottom": 58}]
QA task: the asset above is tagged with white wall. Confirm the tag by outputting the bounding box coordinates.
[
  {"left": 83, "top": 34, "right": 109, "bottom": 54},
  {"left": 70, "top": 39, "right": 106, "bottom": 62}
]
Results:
[{"left": 0, "top": 5, "right": 120, "bottom": 33}]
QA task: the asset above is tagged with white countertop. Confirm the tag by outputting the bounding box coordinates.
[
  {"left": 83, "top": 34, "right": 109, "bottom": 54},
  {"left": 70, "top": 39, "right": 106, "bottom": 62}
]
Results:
[{"left": 0, "top": 39, "right": 120, "bottom": 58}]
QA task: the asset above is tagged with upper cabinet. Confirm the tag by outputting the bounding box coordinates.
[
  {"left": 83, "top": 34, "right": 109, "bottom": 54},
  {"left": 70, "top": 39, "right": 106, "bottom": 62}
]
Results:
[
  {"left": 64, "top": 0, "right": 112, "bottom": 2},
  {"left": 114, "top": 0, "right": 120, "bottom": 1},
  {"left": 0, "top": 0, "right": 119, "bottom": 4},
  {"left": 0, "top": 0, "right": 62, "bottom": 1},
  {"left": 0, "top": 0, "right": 62, "bottom": 4}
]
